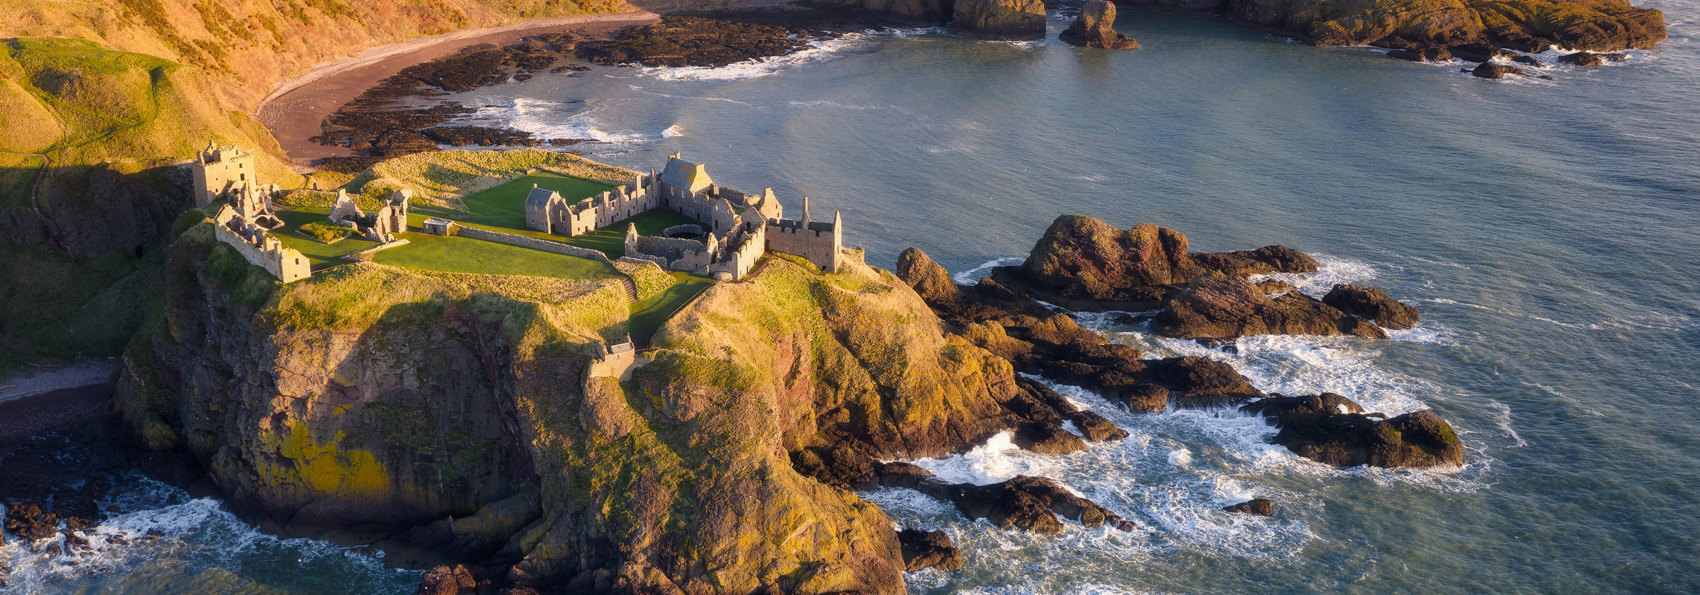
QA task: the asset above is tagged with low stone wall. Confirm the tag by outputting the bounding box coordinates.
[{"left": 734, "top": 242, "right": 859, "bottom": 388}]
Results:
[
  {"left": 456, "top": 225, "right": 612, "bottom": 264},
  {"left": 663, "top": 224, "right": 704, "bottom": 237}
]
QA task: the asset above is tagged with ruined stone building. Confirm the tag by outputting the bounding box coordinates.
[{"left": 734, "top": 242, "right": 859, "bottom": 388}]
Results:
[
  {"left": 211, "top": 203, "right": 310, "bottom": 283},
  {"left": 191, "top": 144, "right": 277, "bottom": 208},
  {"left": 329, "top": 189, "right": 410, "bottom": 243},
  {"left": 523, "top": 153, "right": 842, "bottom": 280}
]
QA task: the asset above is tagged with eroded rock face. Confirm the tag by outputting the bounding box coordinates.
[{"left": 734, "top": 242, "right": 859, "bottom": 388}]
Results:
[
  {"left": 950, "top": 0, "right": 1049, "bottom": 40},
  {"left": 1153, "top": 273, "right": 1388, "bottom": 340},
  {"left": 1323, "top": 284, "right": 1420, "bottom": 330},
  {"left": 1060, "top": 0, "right": 1142, "bottom": 49}
]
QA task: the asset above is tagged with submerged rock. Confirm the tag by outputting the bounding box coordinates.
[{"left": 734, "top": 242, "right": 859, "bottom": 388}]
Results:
[
  {"left": 949, "top": 0, "right": 1048, "bottom": 39},
  {"left": 1222, "top": 498, "right": 1276, "bottom": 516},
  {"left": 1060, "top": 0, "right": 1142, "bottom": 49},
  {"left": 1322, "top": 284, "right": 1420, "bottom": 330}
]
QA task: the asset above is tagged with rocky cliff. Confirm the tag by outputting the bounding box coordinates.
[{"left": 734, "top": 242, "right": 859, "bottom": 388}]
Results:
[
  {"left": 119, "top": 220, "right": 1155, "bottom": 591},
  {"left": 1060, "top": 0, "right": 1142, "bottom": 49},
  {"left": 1117, "top": 0, "right": 1664, "bottom": 52}
]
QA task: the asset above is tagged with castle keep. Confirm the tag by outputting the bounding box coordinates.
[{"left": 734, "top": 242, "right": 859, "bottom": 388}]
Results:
[{"left": 524, "top": 153, "right": 842, "bottom": 279}]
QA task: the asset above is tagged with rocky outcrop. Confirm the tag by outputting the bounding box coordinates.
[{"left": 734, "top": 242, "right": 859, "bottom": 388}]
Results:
[
  {"left": 1003, "top": 216, "right": 1317, "bottom": 311},
  {"left": 1243, "top": 394, "right": 1464, "bottom": 468},
  {"left": 1153, "top": 273, "right": 1388, "bottom": 340},
  {"left": 898, "top": 529, "right": 964, "bottom": 571},
  {"left": 1557, "top": 50, "right": 1629, "bottom": 66},
  {"left": 1144, "top": 0, "right": 1669, "bottom": 52},
  {"left": 1472, "top": 62, "right": 1526, "bottom": 78},
  {"left": 950, "top": 0, "right": 1049, "bottom": 39},
  {"left": 1060, "top": 0, "right": 1142, "bottom": 49},
  {"left": 919, "top": 475, "right": 1138, "bottom": 533},
  {"left": 1222, "top": 498, "right": 1275, "bottom": 515},
  {"left": 898, "top": 247, "right": 1264, "bottom": 410},
  {"left": 1323, "top": 284, "right": 1420, "bottom": 330}
]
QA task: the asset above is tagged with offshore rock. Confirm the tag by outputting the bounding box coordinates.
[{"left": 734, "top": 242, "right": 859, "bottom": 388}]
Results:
[
  {"left": 1006, "top": 215, "right": 1316, "bottom": 310},
  {"left": 1323, "top": 284, "right": 1420, "bottom": 330},
  {"left": 919, "top": 475, "right": 1135, "bottom": 533},
  {"left": 1388, "top": 47, "right": 1453, "bottom": 62},
  {"left": 1153, "top": 273, "right": 1388, "bottom": 340},
  {"left": 1472, "top": 61, "right": 1526, "bottom": 78},
  {"left": 898, "top": 529, "right": 965, "bottom": 571},
  {"left": 416, "top": 565, "right": 479, "bottom": 595},
  {"left": 1060, "top": 0, "right": 1142, "bottom": 49},
  {"left": 950, "top": 0, "right": 1048, "bottom": 40},
  {"left": 1558, "top": 51, "right": 1627, "bottom": 66},
  {"left": 1013, "top": 420, "right": 1088, "bottom": 454},
  {"left": 1222, "top": 498, "right": 1276, "bottom": 516},
  {"left": 1245, "top": 395, "right": 1463, "bottom": 468}
]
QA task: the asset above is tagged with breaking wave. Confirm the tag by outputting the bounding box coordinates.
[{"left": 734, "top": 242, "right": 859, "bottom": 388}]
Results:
[
  {"left": 953, "top": 256, "right": 1024, "bottom": 285},
  {"left": 0, "top": 476, "right": 415, "bottom": 593},
  {"left": 636, "top": 29, "right": 935, "bottom": 82}
]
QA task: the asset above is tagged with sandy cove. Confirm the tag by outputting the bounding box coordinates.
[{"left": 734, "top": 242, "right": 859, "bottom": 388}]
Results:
[{"left": 256, "top": 11, "right": 661, "bottom": 168}]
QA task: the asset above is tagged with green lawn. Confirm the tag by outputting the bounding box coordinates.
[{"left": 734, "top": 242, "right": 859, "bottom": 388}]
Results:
[
  {"left": 628, "top": 272, "right": 713, "bottom": 347},
  {"left": 272, "top": 208, "right": 383, "bottom": 270},
  {"left": 373, "top": 232, "right": 620, "bottom": 281},
  {"left": 560, "top": 209, "right": 701, "bottom": 258},
  {"left": 456, "top": 172, "right": 616, "bottom": 230}
]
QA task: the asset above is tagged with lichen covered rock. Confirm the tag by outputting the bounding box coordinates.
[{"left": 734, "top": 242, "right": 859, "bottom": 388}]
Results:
[
  {"left": 950, "top": 0, "right": 1048, "bottom": 39},
  {"left": 1153, "top": 273, "right": 1388, "bottom": 340},
  {"left": 1060, "top": 0, "right": 1142, "bottom": 49}
]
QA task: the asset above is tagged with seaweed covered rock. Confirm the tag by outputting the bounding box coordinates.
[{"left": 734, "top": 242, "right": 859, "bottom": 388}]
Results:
[
  {"left": 950, "top": 0, "right": 1048, "bottom": 40},
  {"left": 1153, "top": 273, "right": 1388, "bottom": 340},
  {"left": 1472, "top": 62, "right": 1526, "bottom": 79},
  {"left": 1323, "top": 284, "right": 1420, "bottom": 330},
  {"left": 1060, "top": 0, "right": 1142, "bottom": 49},
  {"left": 1209, "top": 0, "right": 1664, "bottom": 51}
]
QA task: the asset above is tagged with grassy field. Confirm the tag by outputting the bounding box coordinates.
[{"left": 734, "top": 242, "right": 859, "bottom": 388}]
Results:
[
  {"left": 373, "top": 233, "right": 620, "bottom": 281},
  {"left": 272, "top": 209, "right": 383, "bottom": 270},
  {"left": 628, "top": 272, "right": 713, "bottom": 347},
  {"left": 456, "top": 172, "right": 614, "bottom": 228},
  {"left": 559, "top": 209, "right": 700, "bottom": 258}
]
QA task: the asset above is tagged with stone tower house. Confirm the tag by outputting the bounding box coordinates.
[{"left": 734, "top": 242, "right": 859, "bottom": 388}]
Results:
[{"left": 191, "top": 144, "right": 256, "bottom": 208}]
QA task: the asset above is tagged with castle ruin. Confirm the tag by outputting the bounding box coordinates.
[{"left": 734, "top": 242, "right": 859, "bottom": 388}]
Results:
[
  {"left": 523, "top": 153, "right": 842, "bottom": 279},
  {"left": 329, "top": 188, "right": 411, "bottom": 243}
]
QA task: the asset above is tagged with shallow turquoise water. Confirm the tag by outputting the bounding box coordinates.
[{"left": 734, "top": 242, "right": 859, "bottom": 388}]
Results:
[{"left": 7, "top": 4, "right": 1697, "bottom": 592}]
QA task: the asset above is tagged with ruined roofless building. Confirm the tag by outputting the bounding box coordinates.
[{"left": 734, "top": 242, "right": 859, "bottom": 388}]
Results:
[{"left": 191, "top": 143, "right": 257, "bottom": 208}]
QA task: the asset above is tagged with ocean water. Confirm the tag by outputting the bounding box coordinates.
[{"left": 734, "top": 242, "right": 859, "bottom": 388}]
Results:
[{"left": 9, "top": 4, "right": 1699, "bottom": 592}]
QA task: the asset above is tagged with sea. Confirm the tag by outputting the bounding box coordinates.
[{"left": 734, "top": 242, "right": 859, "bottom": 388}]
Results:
[{"left": 5, "top": 3, "right": 1697, "bottom": 592}]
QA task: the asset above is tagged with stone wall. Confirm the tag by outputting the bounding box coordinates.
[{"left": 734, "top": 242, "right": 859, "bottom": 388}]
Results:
[
  {"left": 192, "top": 146, "right": 255, "bottom": 208},
  {"left": 712, "top": 223, "right": 765, "bottom": 280},
  {"left": 211, "top": 205, "right": 310, "bottom": 283},
  {"left": 455, "top": 226, "right": 613, "bottom": 264},
  {"left": 765, "top": 218, "right": 842, "bottom": 274}
]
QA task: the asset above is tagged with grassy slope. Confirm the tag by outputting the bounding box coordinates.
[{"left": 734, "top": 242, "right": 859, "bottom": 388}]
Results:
[{"left": 374, "top": 232, "right": 621, "bottom": 281}]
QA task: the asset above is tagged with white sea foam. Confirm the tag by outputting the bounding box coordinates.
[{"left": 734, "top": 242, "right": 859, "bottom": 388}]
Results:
[
  {"left": 0, "top": 476, "right": 411, "bottom": 592},
  {"left": 662, "top": 124, "right": 684, "bottom": 138},
  {"left": 484, "top": 97, "right": 665, "bottom": 144},
  {"left": 1247, "top": 253, "right": 1378, "bottom": 299},
  {"left": 953, "top": 256, "right": 1024, "bottom": 285},
  {"left": 636, "top": 29, "right": 918, "bottom": 82}
]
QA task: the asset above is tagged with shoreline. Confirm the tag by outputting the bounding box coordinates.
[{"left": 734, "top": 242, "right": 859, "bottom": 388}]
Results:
[
  {"left": 256, "top": 11, "right": 661, "bottom": 168},
  {"left": 0, "top": 359, "right": 116, "bottom": 440}
]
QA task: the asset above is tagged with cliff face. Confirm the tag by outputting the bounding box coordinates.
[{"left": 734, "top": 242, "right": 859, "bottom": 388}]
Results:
[
  {"left": 118, "top": 229, "right": 1029, "bottom": 591},
  {"left": 1116, "top": 0, "right": 1664, "bottom": 51}
]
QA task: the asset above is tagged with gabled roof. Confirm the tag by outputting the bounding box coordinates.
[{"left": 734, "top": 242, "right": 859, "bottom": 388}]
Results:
[
  {"left": 525, "top": 186, "right": 559, "bottom": 210},
  {"left": 659, "top": 156, "right": 714, "bottom": 194}
]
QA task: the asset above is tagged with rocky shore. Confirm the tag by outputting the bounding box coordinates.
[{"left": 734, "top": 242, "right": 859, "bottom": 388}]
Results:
[{"left": 77, "top": 209, "right": 1466, "bottom": 593}]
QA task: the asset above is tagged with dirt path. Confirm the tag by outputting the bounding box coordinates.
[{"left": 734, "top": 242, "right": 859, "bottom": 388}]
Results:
[{"left": 256, "top": 11, "right": 660, "bottom": 168}]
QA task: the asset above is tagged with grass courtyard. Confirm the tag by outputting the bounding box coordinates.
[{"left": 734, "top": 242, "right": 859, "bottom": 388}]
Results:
[
  {"left": 446, "top": 172, "right": 701, "bottom": 259},
  {"left": 272, "top": 208, "right": 384, "bottom": 270}
]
